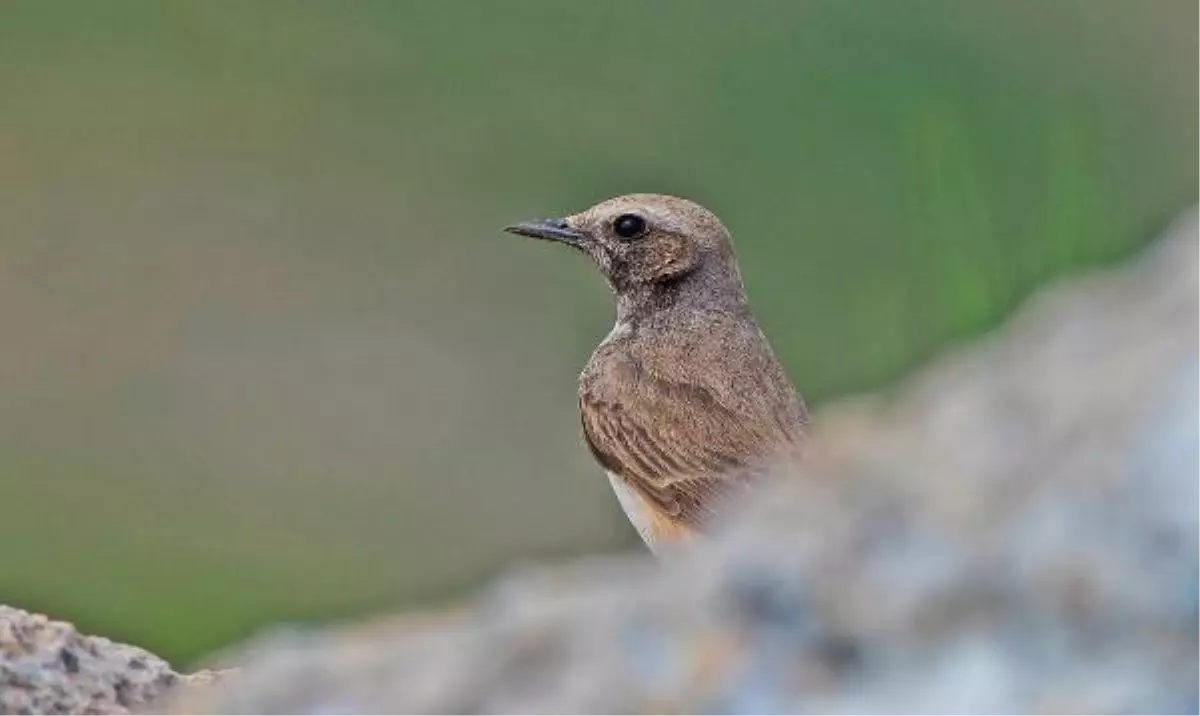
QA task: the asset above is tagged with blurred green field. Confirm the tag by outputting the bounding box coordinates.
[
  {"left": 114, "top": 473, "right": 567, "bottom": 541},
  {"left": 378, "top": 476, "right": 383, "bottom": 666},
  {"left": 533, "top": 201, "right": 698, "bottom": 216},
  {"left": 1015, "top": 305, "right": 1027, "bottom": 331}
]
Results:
[{"left": 0, "top": 1, "right": 1195, "bottom": 665}]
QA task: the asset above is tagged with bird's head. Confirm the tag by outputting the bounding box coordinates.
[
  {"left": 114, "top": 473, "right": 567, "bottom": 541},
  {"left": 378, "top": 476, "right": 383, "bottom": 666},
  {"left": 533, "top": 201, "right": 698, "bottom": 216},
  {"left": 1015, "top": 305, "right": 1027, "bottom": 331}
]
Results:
[{"left": 506, "top": 194, "right": 748, "bottom": 315}]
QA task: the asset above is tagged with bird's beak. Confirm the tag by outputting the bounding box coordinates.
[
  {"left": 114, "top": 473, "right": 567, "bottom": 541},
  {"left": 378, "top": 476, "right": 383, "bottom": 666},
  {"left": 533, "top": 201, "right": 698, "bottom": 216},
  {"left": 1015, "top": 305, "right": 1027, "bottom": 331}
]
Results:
[{"left": 504, "top": 217, "right": 586, "bottom": 248}]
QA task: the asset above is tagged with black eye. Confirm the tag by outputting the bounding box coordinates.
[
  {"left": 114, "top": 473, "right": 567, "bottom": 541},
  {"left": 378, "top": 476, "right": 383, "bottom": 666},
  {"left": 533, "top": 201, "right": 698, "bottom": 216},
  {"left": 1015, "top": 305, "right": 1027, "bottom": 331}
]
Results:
[{"left": 613, "top": 213, "right": 647, "bottom": 239}]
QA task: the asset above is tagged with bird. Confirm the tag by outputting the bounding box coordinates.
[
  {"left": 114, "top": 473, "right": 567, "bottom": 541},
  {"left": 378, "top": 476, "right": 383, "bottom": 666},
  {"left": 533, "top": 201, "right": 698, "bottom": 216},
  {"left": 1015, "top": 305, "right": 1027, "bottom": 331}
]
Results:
[{"left": 505, "top": 194, "right": 807, "bottom": 555}]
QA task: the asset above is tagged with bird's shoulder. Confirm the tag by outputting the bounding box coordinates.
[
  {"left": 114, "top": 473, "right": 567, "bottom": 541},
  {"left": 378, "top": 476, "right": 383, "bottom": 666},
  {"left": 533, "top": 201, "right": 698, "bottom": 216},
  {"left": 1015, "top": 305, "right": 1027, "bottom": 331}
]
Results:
[
  {"left": 577, "top": 314, "right": 805, "bottom": 530},
  {"left": 580, "top": 312, "right": 806, "bottom": 434}
]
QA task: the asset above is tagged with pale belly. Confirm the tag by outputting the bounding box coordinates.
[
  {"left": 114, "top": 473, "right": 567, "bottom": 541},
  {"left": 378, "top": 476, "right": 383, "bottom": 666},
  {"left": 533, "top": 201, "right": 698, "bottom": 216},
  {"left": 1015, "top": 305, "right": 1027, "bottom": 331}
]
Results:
[
  {"left": 606, "top": 472, "right": 695, "bottom": 555},
  {"left": 607, "top": 472, "right": 658, "bottom": 548}
]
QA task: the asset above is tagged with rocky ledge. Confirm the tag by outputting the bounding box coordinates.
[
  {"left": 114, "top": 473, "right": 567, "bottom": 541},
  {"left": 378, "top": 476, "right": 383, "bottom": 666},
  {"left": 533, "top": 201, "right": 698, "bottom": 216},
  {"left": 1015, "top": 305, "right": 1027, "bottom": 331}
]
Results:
[
  {"left": 3, "top": 209, "right": 1196, "bottom": 714},
  {"left": 0, "top": 606, "right": 224, "bottom": 715}
]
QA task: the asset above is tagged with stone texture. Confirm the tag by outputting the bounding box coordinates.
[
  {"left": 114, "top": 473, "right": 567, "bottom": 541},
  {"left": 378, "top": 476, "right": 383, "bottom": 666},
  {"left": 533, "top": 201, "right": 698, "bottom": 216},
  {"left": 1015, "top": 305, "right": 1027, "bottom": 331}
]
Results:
[
  {"left": 0, "top": 605, "right": 224, "bottom": 715},
  {"left": 163, "top": 209, "right": 1197, "bottom": 714},
  {"left": 4, "top": 211, "right": 1195, "bottom": 714}
]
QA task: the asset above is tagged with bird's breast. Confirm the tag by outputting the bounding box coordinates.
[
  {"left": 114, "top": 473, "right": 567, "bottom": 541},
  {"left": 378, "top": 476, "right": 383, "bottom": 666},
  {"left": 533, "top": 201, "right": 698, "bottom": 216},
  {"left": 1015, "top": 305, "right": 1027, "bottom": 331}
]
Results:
[{"left": 605, "top": 472, "right": 694, "bottom": 554}]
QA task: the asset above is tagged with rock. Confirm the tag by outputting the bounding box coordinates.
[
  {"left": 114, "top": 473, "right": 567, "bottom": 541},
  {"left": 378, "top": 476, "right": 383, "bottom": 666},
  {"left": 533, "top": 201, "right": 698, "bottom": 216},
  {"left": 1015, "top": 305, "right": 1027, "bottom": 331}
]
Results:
[
  {"left": 17, "top": 209, "right": 1197, "bottom": 714},
  {"left": 0, "top": 605, "right": 225, "bottom": 715},
  {"left": 164, "top": 208, "right": 1197, "bottom": 713},
  {"left": 162, "top": 205, "right": 1200, "bottom": 710}
]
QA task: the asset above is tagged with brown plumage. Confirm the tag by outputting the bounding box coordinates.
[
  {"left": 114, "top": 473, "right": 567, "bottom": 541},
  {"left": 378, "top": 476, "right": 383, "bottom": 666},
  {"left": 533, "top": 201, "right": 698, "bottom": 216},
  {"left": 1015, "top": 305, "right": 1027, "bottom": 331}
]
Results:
[{"left": 506, "top": 194, "right": 807, "bottom": 554}]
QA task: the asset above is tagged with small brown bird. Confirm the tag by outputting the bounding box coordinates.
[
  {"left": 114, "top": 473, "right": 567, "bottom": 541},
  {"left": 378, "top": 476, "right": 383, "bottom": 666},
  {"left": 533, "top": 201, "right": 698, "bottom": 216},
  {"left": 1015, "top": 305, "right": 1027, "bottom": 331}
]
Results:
[{"left": 506, "top": 194, "right": 807, "bottom": 554}]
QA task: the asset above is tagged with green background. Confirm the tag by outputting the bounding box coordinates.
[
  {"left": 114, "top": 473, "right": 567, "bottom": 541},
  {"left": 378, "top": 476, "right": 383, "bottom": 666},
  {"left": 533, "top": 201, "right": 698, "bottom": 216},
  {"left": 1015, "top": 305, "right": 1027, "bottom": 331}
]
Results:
[{"left": 0, "top": 1, "right": 1194, "bottom": 665}]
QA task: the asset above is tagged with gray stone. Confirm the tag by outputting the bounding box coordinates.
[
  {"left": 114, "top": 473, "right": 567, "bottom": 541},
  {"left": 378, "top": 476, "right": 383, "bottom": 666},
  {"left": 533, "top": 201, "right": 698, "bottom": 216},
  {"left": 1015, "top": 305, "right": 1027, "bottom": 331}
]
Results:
[
  {"left": 0, "top": 605, "right": 224, "bottom": 715},
  {"left": 9, "top": 210, "right": 1196, "bottom": 714},
  {"left": 167, "top": 209, "right": 1195, "bottom": 714}
]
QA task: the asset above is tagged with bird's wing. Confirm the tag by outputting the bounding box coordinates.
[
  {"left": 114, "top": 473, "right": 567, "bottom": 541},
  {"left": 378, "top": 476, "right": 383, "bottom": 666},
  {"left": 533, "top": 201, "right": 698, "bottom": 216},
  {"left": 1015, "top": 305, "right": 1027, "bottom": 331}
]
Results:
[{"left": 580, "top": 372, "right": 789, "bottom": 530}]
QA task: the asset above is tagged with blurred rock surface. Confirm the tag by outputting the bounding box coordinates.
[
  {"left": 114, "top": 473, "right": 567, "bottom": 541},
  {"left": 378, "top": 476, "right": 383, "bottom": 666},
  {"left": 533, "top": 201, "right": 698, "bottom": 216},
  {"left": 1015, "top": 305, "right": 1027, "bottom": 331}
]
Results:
[
  {"left": 0, "top": 606, "right": 223, "bottom": 715},
  {"left": 166, "top": 208, "right": 1197, "bottom": 713},
  {"left": 5, "top": 210, "right": 1197, "bottom": 714}
]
